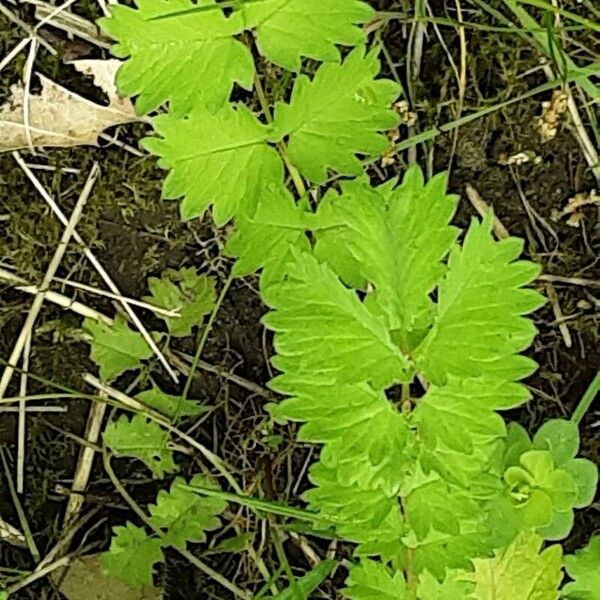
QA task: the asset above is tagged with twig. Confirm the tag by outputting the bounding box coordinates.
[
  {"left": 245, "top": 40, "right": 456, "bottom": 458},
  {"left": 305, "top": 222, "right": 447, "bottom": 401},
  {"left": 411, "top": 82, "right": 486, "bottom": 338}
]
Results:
[
  {"left": 22, "top": 38, "right": 38, "bottom": 155},
  {"left": 63, "top": 392, "right": 108, "bottom": 527},
  {"left": 6, "top": 556, "right": 70, "bottom": 595},
  {"left": 17, "top": 333, "right": 31, "bottom": 494},
  {"left": 465, "top": 184, "right": 511, "bottom": 239},
  {"left": 0, "top": 446, "right": 40, "bottom": 561},
  {"left": 0, "top": 163, "right": 99, "bottom": 399},
  {"left": 545, "top": 283, "right": 572, "bottom": 348},
  {"left": 12, "top": 152, "right": 178, "bottom": 382},
  {"left": 0, "top": 267, "right": 113, "bottom": 325},
  {"left": 51, "top": 275, "right": 180, "bottom": 318},
  {"left": 82, "top": 374, "right": 167, "bottom": 424},
  {"left": 538, "top": 274, "right": 600, "bottom": 288}
]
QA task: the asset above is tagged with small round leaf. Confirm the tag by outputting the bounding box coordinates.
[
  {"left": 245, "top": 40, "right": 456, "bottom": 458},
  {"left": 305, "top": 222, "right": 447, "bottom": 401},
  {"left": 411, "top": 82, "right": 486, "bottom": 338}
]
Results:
[{"left": 533, "top": 419, "right": 579, "bottom": 465}]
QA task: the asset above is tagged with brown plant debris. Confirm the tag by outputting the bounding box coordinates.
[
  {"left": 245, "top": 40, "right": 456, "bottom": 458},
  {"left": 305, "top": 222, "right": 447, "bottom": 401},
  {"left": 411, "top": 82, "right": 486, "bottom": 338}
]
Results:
[
  {"left": 0, "top": 59, "right": 139, "bottom": 152},
  {"left": 551, "top": 190, "right": 600, "bottom": 227},
  {"left": 538, "top": 89, "right": 569, "bottom": 142}
]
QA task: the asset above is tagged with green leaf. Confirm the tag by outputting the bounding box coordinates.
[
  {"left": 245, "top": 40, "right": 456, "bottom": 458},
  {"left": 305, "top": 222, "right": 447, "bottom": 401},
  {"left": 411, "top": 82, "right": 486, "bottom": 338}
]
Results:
[
  {"left": 225, "top": 185, "right": 311, "bottom": 285},
  {"left": 272, "top": 47, "right": 400, "bottom": 183},
  {"left": 562, "top": 536, "right": 600, "bottom": 599},
  {"left": 471, "top": 532, "right": 563, "bottom": 599},
  {"left": 272, "top": 382, "right": 412, "bottom": 494},
  {"left": 104, "top": 414, "right": 176, "bottom": 478},
  {"left": 344, "top": 560, "right": 407, "bottom": 600},
  {"left": 305, "top": 458, "right": 404, "bottom": 555},
  {"left": 533, "top": 419, "right": 580, "bottom": 466},
  {"left": 415, "top": 377, "right": 512, "bottom": 485},
  {"left": 136, "top": 385, "right": 206, "bottom": 420},
  {"left": 144, "top": 267, "right": 216, "bottom": 337},
  {"left": 311, "top": 168, "right": 458, "bottom": 342},
  {"left": 417, "top": 569, "right": 474, "bottom": 599},
  {"left": 99, "top": 0, "right": 254, "bottom": 115},
  {"left": 143, "top": 103, "right": 284, "bottom": 224},
  {"left": 84, "top": 315, "right": 152, "bottom": 381},
  {"left": 563, "top": 458, "right": 598, "bottom": 508},
  {"left": 414, "top": 213, "right": 545, "bottom": 396},
  {"left": 101, "top": 523, "right": 163, "bottom": 588},
  {"left": 268, "top": 560, "right": 336, "bottom": 599},
  {"left": 240, "top": 0, "right": 374, "bottom": 71},
  {"left": 262, "top": 251, "right": 413, "bottom": 390},
  {"left": 149, "top": 475, "right": 225, "bottom": 550}
]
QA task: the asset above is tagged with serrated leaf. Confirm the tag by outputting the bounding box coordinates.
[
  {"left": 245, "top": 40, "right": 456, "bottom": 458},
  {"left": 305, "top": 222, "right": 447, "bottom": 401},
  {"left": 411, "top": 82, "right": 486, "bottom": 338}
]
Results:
[
  {"left": 344, "top": 560, "right": 407, "bottom": 600},
  {"left": 533, "top": 419, "right": 580, "bottom": 466},
  {"left": 262, "top": 251, "right": 413, "bottom": 390},
  {"left": 104, "top": 414, "right": 176, "bottom": 478},
  {"left": 272, "top": 47, "right": 400, "bottom": 183},
  {"left": 414, "top": 213, "right": 545, "bottom": 395},
  {"left": 417, "top": 569, "right": 474, "bottom": 599},
  {"left": 471, "top": 532, "right": 563, "bottom": 599},
  {"left": 225, "top": 185, "right": 311, "bottom": 285},
  {"left": 101, "top": 523, "right": 163, "bottom": 588},
  {"left": 240, "top": 0, "right": 374, "bottom": 71},
  {"left": 136, "top": 385, "right": 206, "bottom": 420},
  {"left": 305, "top": 459, "right": 404, "bottom": 552},
  {"left": 562, "top": 536, "right": 600, "bottom": 599},
  {"left": 143, "top": 103, "right": 284, "bottom": 224},
  {"left": 272, "top": 382, "right": 412, "bottom": 494},
  {"left": 415, "top": 377, "right": 513, "bottom": 485},
  {"left": 149, "top": 475, "right": 225, "bottom": 550},
  {"left": 144, "top": 267, "right": 215, "bottom": 337},
  {"left": 311, "top": 168, "right": 458, "bottom": 343},
  {"left": 84, "top": 315, "right": 152, "bottom": 381},
  {"left": 268, "top": 560, "right": 336, "bottom": 600},
  {"left": 99, "top": 0, "right": 254, "bottom": 115}
]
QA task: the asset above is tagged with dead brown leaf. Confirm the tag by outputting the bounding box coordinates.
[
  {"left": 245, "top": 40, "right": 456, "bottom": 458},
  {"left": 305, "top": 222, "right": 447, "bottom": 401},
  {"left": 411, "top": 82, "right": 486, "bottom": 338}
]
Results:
[
  {"left": 53, "top": 554, "right": 162, "bottom": 600},
  {"left": 0, "top": 59, "right": 139, "bottom": 152}
]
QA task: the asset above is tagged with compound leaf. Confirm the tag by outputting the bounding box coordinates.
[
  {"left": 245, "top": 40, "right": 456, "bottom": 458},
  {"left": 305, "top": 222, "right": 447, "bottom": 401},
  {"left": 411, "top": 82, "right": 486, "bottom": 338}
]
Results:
[
  {"left": 414, "top": 214, "right": 545, "bottom": 397},
  {"left": 84, "top": 315, "right": 152, "bottom": 381},
  {"left": 225, "top": 185, "right": 311, "bottom": 285},
  {"left": 240, "top": 0, "right": 374, "bottom": 71},
  {"left": 318, "top": 168, "right": 457, "bottom": 340},
  {"left": 136, "top": 385, "right": 205, "bottom": 420},
  {"left": 144, "top": 103, "right": 283, "bottom": 224},
  {"left": 344, "top": 560, "right": 407, "bottom": 600},
  {"left": 99, "top": 0, "right": 254, "bottom": 115},
  {"left": 262, "top": 251, "right": 413, "bottom": 390},
  {"left": 149, "top": 475, "right": 226, "bottom": 550},
  {"left": 471, "top": 532, "right": 563, "bottom": 600},
  {"left": 104, "top": 413, "right": 176, "bottom": 478},
  {"left": 562, "top": 536, "right": 600, "bottom": 599},
  {"left": 101, "top": 523, "right": 163, "bottom": 588},
  {"left": 272, "top": 47, "right": 400, "bottom": 183},
  {"left": 144, "top": 267, "right": 215, "bottom": 337}
]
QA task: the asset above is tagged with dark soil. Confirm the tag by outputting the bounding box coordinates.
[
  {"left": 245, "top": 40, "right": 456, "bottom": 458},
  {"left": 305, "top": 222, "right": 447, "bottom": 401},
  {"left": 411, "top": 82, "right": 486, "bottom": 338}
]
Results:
[{"left": 0, "top": 0, "right": 598, "bottom": 598}]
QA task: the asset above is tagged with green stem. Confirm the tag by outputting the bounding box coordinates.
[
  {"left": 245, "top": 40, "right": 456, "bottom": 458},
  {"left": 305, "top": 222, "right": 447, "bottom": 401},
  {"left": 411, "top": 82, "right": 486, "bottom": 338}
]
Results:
[
  {"left": 178, "top": 271, "right": 234, "bottom": 416},
  {"left": 571, "top": 371, "right": 600, "bottom": 425},
  {"left": 253, "top": 73, "right": 307, "bottom": 197}
]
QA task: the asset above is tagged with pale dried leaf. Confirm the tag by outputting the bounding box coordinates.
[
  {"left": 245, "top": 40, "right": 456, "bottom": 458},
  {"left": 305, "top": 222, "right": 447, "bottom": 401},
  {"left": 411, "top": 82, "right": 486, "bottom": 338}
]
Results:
[
  {"left": 53, "top": 554, "right": 162, "bottom": 600},
  {"left": 0, "top": 59, "right": 138, "bottom": 152}
]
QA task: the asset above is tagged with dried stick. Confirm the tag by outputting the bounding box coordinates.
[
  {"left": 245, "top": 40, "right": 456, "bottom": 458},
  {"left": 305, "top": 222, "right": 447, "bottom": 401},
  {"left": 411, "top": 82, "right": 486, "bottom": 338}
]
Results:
[
  {"left": 0, "top": 164, "right": 99, "bottom": 399},
  {"left": 63, "top": 393, "right": 107, "bottom": 527},
  {"left": 17, "top": 333, "right": 31, "bottom": 493},
  {"left": 465, "top": 183, "right": 510, "bottom": 239},
  {"left": 12, "top": 152, "right": 178, "bottom": 382},
  {"left": 0, "top": 267, "right": 113, "bottom": 325}
]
